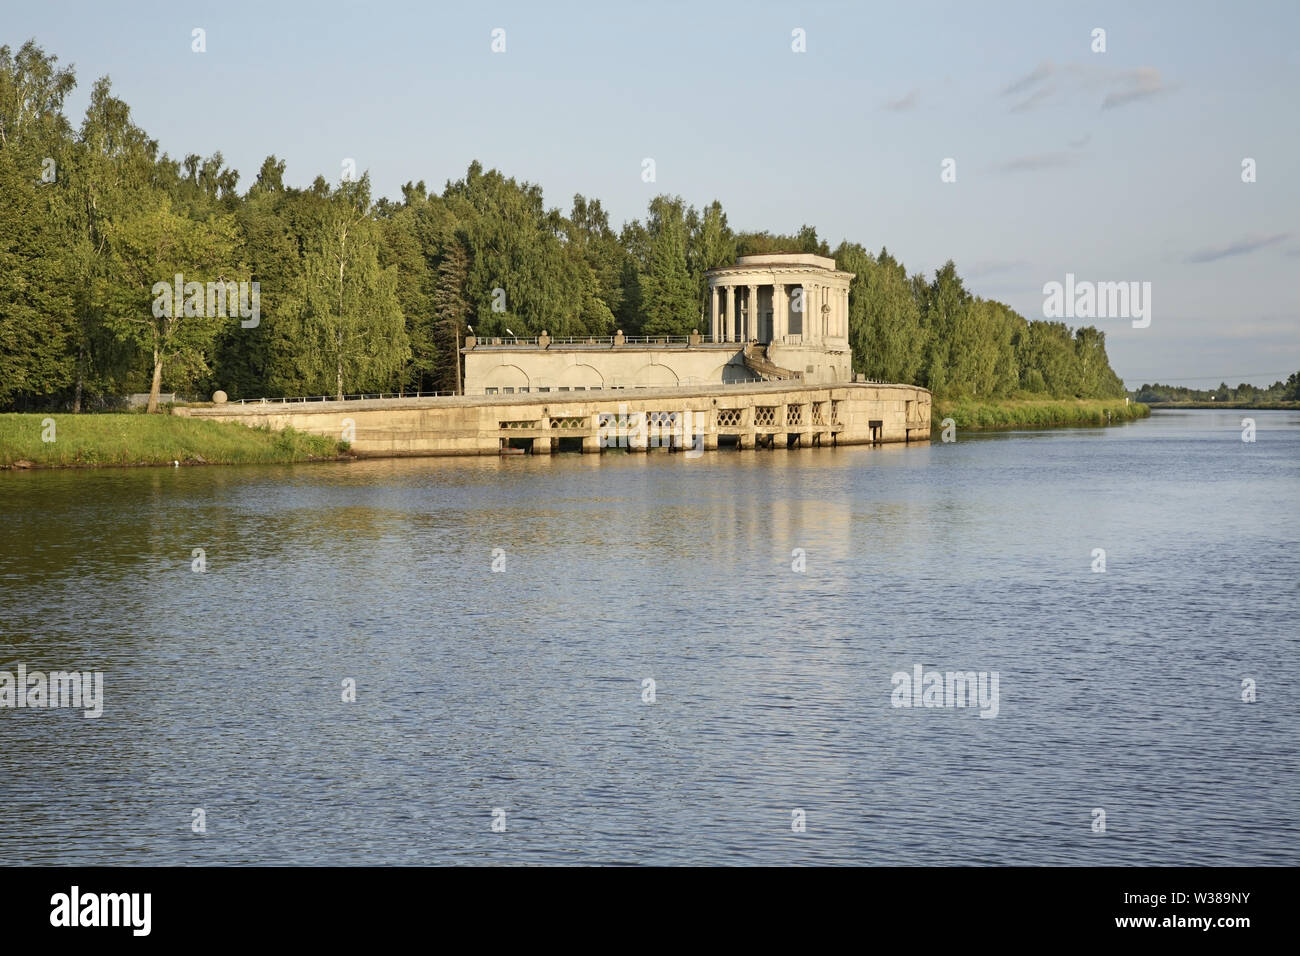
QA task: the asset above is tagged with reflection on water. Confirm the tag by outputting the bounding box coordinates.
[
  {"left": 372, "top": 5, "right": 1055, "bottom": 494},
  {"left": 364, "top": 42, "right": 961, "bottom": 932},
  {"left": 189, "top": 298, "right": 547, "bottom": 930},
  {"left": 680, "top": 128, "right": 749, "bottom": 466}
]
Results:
[{"left": 1, "top": 410, "right": 1297, "bottom": 864}]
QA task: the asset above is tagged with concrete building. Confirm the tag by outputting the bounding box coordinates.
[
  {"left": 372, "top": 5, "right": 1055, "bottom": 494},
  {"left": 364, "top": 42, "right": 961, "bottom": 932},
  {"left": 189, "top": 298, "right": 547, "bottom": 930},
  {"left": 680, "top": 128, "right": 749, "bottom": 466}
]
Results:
[
  {"left": 705, "top": 253, "right": 853, "bottom": 385},
  {"left": 461, "top": 253, "right": 853, "bottom": 395},
  {"left": 183, "top": 254, "right": 934, "bottom": 460}
]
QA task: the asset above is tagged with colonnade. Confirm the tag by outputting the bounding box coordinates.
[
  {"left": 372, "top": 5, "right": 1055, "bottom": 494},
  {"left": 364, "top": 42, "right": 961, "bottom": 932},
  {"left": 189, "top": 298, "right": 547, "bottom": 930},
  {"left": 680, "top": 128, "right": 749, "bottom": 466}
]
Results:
[{"left": 707, "top": 279, "right": 849, "bottom": 345}]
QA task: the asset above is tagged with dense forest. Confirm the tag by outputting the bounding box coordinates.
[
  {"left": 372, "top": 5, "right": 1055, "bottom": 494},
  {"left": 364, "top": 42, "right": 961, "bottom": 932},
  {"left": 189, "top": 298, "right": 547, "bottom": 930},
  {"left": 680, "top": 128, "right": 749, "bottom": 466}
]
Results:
[
  {"left": 2, "top": 40, "right": 1132, "bottom": 412},
  {"left": 1133, "top": 376, "right": 1300, "bottom": 405}
]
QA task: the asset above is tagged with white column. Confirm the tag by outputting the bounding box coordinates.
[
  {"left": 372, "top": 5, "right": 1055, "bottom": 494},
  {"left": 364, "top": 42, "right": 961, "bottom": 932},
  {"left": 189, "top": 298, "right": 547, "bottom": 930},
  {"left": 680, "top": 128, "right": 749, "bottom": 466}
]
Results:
[
  {"left": 710, "top": 285, "right": 719, "bottom": 341},
  {"left": 799, "top": 283, "right": 809, "bottom": 342},
  {"left": 725, "top": 285, "right": 735, "bottom": 342},
  {"left": 811, "top": 282, "right": 821, "bottom": 343},
  {"left": 810, "top": 283, "right": 819, "bottom": 343},
  {"left": 774, "top": 282, "right": 786, "bottom": 342},
  {"left": 747, "top": 284, "right": 758, "bottom": 342}
]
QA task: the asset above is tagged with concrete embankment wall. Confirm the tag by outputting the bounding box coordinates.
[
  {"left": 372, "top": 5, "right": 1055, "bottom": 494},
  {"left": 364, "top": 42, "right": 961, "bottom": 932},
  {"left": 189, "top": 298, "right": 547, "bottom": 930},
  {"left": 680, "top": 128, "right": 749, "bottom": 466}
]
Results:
[{"left": 174, "top": 382, "right": 931, "bottom": 457}]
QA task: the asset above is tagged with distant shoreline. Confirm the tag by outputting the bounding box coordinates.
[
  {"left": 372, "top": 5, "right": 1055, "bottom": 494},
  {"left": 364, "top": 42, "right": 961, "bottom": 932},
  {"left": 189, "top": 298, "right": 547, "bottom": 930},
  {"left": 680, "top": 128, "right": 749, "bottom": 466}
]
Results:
[{"left": 1142, "top": 401, "right": 1300, "bottom": 410}]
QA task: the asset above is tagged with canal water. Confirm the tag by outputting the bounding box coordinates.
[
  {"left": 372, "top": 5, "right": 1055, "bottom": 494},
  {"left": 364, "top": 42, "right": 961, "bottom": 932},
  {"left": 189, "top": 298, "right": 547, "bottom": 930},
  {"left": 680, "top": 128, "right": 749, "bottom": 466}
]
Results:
[{"left": 2, "top": 409, "right": 1297, "bottom": 865}]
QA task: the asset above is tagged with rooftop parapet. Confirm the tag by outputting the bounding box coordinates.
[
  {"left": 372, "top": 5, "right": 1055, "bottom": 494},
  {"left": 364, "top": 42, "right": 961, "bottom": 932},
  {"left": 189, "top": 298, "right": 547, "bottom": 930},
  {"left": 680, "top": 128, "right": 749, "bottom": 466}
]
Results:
[{"left": 462, "top": 330, "right": 739, "bottom": 351}]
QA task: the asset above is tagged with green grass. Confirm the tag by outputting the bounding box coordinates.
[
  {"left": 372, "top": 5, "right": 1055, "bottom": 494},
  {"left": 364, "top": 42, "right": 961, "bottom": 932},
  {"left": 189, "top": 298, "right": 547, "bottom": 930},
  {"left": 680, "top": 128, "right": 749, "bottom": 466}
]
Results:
[
  {"left": 0, "top": 413, "right": 346, "bottom": 468},
  {"left": 932, "top": 397, "right": 1151, "bottom": 431}
]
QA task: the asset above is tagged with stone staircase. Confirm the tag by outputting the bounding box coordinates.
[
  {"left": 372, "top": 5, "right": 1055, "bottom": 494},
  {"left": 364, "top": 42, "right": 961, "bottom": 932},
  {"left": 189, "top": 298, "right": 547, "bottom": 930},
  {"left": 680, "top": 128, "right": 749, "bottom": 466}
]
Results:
[{"left": 742, "top": 344, "right": 802, "bottom": 382}]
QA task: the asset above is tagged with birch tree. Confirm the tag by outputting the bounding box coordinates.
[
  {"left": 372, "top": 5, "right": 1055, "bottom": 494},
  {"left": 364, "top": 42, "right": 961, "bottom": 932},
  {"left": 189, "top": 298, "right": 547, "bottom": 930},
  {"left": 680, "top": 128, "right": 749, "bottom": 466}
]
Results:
[{"left": 299, "top": 175, "right": 408, "bottom": 399}]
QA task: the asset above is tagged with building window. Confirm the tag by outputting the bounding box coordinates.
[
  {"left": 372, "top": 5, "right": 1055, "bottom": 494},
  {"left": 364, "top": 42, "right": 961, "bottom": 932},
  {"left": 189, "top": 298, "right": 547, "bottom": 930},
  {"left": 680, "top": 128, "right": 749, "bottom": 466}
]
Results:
[
  {"left": 503, "top": 387, "right": 514, "bottom": 394},
  {"left": 485, "top": 388, "right": 498, "bottom": 395}
]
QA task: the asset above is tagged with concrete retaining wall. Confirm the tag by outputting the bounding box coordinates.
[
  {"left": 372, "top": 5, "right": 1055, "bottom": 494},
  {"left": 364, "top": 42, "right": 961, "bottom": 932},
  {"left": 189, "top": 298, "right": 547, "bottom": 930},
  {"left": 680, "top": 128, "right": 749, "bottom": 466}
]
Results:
[{"left": 175, "top": 382, "right": 932, "bottom": 458}]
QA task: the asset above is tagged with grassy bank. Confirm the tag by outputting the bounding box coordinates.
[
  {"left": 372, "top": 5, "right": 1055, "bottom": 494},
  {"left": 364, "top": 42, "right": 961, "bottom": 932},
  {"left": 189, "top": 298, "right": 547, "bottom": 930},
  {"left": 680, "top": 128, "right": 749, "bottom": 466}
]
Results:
[
  {"left": 0, "top": 413, "right": 347, "bottom": 469},
  {"left": 932, "top": 398, "right": 1151, "bottom": 431}
]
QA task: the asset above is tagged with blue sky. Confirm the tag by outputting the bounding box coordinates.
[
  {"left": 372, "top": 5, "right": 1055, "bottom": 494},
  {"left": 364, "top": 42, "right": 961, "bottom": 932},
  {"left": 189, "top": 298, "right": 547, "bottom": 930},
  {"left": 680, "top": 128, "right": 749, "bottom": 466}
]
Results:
[{"left": 10, "top": 0, "right": 1299, "bottom": 386}]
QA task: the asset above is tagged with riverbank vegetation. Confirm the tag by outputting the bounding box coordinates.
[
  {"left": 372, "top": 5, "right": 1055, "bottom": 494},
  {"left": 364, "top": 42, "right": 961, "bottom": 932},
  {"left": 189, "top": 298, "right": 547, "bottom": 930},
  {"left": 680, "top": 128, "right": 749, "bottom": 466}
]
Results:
[
  {"left": 0, "top": 413, "right": 345, "bottom": 468},
  {"left": 3, "top": 39, "right": 1139, "bottom": 416},
  {"left": 933, "top": 398, "right": 1150, "bottom": 431}
]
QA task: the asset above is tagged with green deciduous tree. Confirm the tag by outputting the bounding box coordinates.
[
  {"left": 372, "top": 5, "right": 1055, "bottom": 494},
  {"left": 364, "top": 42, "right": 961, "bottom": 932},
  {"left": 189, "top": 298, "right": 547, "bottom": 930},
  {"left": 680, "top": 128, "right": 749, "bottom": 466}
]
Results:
[
  {"left": 639, "top": 195, "right": 697, "bottom": 336},
  {"left": 0, "top": 150, "right": 76, "bottom": 405},
  {"left": 835, "top": 243, "right": 924, "bottom": 384},
  {"left": 297, "top": 175, "right": 409, "bottom": 399},
  {"left": 104, "top": 194, "right": 241, "bottom": 412},
  {"left": 377, "top": 187, "right": 437, "bottom": 392},
  {"left": 686, "top": 200, "right": 736, "bottom": 321}
]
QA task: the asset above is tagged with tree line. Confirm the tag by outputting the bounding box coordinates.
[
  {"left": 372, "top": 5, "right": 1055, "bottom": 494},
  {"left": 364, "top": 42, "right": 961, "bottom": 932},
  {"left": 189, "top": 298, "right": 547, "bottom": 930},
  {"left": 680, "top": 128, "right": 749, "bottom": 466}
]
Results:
[
  {"left": 2, "top": 40, "right": 1131, "bottom": 412},
  {"left": 1134, "top": 376, "right": 1300, "bottom": 405}
]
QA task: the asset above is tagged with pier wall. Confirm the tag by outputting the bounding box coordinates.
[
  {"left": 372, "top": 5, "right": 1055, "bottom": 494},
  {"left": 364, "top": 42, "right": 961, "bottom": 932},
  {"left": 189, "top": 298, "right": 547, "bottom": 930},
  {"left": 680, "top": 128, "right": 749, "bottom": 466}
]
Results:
[{"left": 175, "top": 382, "right": 931, "bottom": 457}]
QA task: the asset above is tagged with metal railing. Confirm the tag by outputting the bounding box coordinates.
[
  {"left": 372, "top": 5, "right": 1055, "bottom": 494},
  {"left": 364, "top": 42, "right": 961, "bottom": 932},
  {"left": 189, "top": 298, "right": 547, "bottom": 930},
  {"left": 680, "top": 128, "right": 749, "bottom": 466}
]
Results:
[
  {"left": 481, "top": 377, "right": 802, "bottom": 395},
  {"left": 223, "top": 376, "right": 893, "bottom": 406},
  {"left": 468, "top": 334, "right": 744, "bottom": 348},
  {"left": 233, "top": 390, "right": 458, "bottom": 405}
]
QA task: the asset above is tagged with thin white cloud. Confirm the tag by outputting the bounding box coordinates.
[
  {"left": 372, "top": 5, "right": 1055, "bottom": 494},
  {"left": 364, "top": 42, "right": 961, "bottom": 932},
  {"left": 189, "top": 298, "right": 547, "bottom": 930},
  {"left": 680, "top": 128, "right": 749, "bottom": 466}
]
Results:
[
  {"left": 1001, "top": 61, "right": 1054, "bottom": 97},
  {"left": 1101, "top": 68, "right": 1167, "bottom": 109},
  {"left": 1010, "top": 86, "right": 1056, "bottom": 113},
  {"left": 883, "top": 89, "right": 920, "bottom": 111},
  {"left": 1000, "top": 62, "right": 1172, "bottom": 111},
  {"left": 1186, "top": 233, "right": 1290, "bottom": 263}
]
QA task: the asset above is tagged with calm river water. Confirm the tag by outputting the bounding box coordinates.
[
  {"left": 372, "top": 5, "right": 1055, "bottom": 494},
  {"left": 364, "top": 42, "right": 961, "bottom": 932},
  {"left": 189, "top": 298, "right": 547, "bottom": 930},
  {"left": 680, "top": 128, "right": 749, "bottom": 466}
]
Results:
[{"left": 2, "top": 409, "right": 1297, "bottom": 865}]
